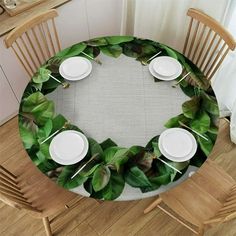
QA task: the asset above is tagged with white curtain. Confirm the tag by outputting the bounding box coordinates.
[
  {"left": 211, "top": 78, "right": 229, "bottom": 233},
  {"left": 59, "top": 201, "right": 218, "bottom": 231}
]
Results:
[
  {"left": 212, "top": 0, "right": 236, "bottom": 117},
  {"left": 121, "top": 0, "right": 232, "bottom": 51}
]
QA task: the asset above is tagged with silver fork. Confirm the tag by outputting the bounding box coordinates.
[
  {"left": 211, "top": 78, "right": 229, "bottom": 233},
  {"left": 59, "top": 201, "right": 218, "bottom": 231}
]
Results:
[
  {"left": 179, "top": 121, "right": 209, "bottom": 141},
  {"left": 141, "top": 51, "right": 162, "bottom": 65},
  {"left": 39, "top": 121, "right": 70, "bottom": 145},
  {"left": 154, "top": 156, "right": 182, "bottom": 174},
  {"left": 81, "top": 51, "right": 102, "bottom": 65},
  {"left": 172, "top": 72, "right": 191, "bottom": 88},
  {"left": 48, "top": 74, "right": 70, "bottom": 89}
]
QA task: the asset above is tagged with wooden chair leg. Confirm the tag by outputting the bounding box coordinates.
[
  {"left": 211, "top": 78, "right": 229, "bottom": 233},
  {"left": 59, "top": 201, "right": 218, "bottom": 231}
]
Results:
[
  {"left": 42, "top": 217, "right": 52, "bottom": 236},
  {"left": 144, "top": 197, "right": 162, "bottom": 214}
]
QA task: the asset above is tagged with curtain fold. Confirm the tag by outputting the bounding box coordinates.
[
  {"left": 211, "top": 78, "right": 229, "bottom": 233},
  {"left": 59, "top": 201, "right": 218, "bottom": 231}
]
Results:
[
  {"left": 212, "top": 51, "right": 236, "bottom": 117},
  {"left": 121, "top": 0, "right": 232, "bottom": 50},
  {"left": 212, "top": 0, "right": 236, "bottom": 117}
]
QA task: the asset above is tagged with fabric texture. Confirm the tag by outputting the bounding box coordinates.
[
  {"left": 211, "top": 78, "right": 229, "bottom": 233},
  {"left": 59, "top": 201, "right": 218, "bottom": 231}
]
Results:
[{"left": 47, "top": 54, "right": 188, "bottom": 147}]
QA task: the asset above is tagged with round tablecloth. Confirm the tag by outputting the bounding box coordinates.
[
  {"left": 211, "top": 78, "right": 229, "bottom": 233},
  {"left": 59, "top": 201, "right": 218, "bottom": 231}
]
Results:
[{"left": 18, "top": 36, "right": 220, "bottom": 201}]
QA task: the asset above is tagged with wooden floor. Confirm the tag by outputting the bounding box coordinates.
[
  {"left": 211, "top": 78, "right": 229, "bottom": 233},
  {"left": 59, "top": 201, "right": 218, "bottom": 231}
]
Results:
[{"left": 1, "top": 117, "right": 236, "bottom": 236}]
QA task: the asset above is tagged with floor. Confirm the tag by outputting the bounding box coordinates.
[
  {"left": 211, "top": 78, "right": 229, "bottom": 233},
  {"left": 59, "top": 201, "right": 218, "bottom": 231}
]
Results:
[{"left": 0, "top": 117, "right": 236, "bottom": 236}]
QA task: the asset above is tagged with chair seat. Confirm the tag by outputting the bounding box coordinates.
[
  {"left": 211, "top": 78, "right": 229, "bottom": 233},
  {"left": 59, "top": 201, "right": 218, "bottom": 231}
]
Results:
[
  {"left": 160, "top": 178, "right": 222, "bottom": 226},
  {"left": 160, "top": 160, "right": 235, "bottom": 226},
  {"left": 191, "top": 159, "right": 235, "bottom": 203},
  {"left": 209, "top": 119, "right": 234, "bottom": 159},
  {"left": 17, "top": 161, "right": 83, "bottom": 218}
]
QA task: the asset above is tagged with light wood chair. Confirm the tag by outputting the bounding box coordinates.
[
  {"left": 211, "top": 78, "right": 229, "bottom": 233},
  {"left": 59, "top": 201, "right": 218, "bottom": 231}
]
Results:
[
  {"left": 4, "top": 9, "right": 61, "bottom": 78},
  {"left": 144, "top": 159, "right": 236, "bottom": 235},
  {"left": 183, "top": 8, "right": 235, "bottom": 81},
  {"left": 0, "top": 163, "right": 84, "bottom": 236}
]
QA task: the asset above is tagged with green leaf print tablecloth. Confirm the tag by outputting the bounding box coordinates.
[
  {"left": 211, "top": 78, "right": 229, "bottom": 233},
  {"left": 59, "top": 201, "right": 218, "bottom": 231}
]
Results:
[{"left": 18, "top": 36, "right": 219, "bottom": 201}]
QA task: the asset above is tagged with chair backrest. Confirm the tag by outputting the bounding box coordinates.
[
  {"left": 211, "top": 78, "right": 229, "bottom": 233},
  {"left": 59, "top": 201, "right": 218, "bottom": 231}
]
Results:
[
  {"left": 4, "top": 9, "right": 61, "bottom": 78},
  {"left": 183, "top": 8, "right": 235, "bottom": 81},
  {"left": 205, "top": 184, "right": 236, "bottom": 225},
  {"left": 0, "top": 165, "right": 40, "bottom": 213}
]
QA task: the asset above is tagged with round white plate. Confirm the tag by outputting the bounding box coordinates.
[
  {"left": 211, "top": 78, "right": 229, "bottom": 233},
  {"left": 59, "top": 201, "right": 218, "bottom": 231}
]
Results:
[
  {"left": 49, "top": 130, "right": 89, "bottom": 165},
  {"left": 149, "top": 56, "right": 182, "bottom": 81},
  {"left": 59, "top": 57, "right": 92, "bottom": 81},
  {"left": 158, "top": 128, "right": 197, "bottom": 162}
]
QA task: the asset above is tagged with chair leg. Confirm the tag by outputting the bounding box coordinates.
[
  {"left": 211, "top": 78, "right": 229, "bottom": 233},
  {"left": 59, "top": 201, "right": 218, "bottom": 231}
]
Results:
[
  {"left": 42, "top": 217, "right": 52, "bottom": 236},
  {"left": 144, "top": 197, "right": 162, "bottom": 214}
]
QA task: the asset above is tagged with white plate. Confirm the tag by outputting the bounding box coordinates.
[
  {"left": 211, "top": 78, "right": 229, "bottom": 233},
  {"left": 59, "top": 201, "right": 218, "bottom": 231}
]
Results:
[
  {"left": 153, "top": 56, "right": 181, "bottom": 77},
  {"left": 59, "top": 57, "right": 92, "bottom": 81},
  {"left": 158, "top": 128, "right": 197, "bottom": 162},
  {"left": 49, "top": 130, "right": 89, "bottom": 165},
  {"left": 149, "top": 56, "right": 182, "bottom": 81}
]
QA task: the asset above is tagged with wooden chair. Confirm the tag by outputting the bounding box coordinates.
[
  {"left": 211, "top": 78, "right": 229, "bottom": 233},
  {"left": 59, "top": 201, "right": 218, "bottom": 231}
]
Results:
[
  {"left": 4, "top": 9, "right": 61, "bottom": 78},
  {"left": 183, "top": 8, "right": 235, "bottom": 82},
  {"left": 0, "top": 163, "right": 84, "bottom": 236},
  {"left": 144, "top": 159, "right": 236, "bottom": 235}
]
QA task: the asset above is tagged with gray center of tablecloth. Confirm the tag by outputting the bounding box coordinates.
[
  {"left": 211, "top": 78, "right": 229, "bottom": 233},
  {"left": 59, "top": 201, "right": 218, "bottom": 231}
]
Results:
[{"left": 47, "top": 54, "right": 188, "bottom": 147}]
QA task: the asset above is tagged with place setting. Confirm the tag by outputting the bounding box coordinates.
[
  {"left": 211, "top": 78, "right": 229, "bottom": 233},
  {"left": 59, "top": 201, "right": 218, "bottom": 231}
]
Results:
[
  {"left": 149, "top": 56, "right": 182, "bottom": 80},
  {"left": 158, "top": 128, "right": 197, "bottom": 164},
  {"left": 147, "top": 53, "right": 191, "bottom": 86},
  {"left": 43, "top": 125, "right": 198, "bottom": 181},
  {"left": 49, "top": 130, "right": 89, "bottom": 165},
  {"left": 44, "top": 124, "right": 198, "bottom": 179},
  {"left": 59, "top": 56, "right": 92, "bottom": 82},
  {"left": 48, "top": 51, "right": 103, "bottom": 88},
  {"left": 43, "top": 54, "right": 98, "bottom": 165},
  {"left": 38, "top": 119, "right": 89, "bottom": 166}
]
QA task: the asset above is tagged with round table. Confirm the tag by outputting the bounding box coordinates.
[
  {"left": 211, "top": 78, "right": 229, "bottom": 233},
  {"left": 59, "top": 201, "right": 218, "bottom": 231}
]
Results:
[{"left": 18, "top": 36, "right": 220, "bottom": 201}]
